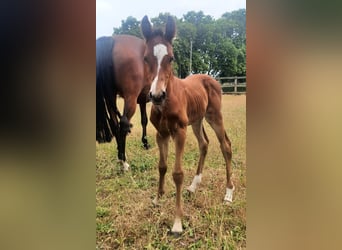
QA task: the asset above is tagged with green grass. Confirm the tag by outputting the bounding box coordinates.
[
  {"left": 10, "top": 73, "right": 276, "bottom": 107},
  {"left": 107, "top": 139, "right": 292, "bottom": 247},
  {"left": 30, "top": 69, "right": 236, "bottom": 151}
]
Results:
[{"left": 96, "top": 95, "right": 246, "bottom": 249}]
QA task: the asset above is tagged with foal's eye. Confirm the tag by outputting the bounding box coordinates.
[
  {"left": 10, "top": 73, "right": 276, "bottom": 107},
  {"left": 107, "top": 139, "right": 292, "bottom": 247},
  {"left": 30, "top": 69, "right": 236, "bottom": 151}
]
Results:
[
  {"left": 169, "top": 56, "right": 174, "bottom": 63},
  {"left": 143, "top": 57, "right": 148, "bottom": 63}
]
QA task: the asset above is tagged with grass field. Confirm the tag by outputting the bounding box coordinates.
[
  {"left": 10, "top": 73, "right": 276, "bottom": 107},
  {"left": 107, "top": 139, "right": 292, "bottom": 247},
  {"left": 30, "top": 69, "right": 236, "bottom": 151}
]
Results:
[{"left": 96, "top": 94, "right": 246, "bottom": 249}]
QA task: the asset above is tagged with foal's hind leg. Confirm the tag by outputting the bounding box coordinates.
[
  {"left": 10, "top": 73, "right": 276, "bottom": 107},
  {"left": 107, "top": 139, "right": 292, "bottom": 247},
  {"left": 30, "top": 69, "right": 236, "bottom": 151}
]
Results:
[
  {"left": 205, "top": 111, "right": 234, "bottom": 203},
  {"left": 187, "top": 120, "right": 209, "bottom": 193}
]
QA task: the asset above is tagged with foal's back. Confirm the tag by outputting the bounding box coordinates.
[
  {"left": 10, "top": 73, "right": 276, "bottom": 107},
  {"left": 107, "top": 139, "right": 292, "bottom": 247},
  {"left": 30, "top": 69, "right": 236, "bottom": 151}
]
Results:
[
  {"left": 180, "top": 74, "right": 222, "bottom": 124},
  {"left": 183, "top": 74, "right": 222, "bottom": 95}
]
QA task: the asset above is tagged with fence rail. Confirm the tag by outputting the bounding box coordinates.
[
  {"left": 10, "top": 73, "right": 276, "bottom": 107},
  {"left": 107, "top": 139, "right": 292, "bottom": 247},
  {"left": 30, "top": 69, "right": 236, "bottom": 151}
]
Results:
[{"left": 216, "top": 76, "right": 246, "bottom": 94}]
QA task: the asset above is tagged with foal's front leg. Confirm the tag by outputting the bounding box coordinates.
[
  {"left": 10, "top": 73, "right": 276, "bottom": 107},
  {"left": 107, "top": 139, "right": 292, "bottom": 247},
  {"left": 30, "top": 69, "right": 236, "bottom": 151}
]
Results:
[
  {"left": 171, "top": 126, "right": 187, "bottom": 234},
  {"left": 153, "top": 132, "right": 170, "bottom": 205}
]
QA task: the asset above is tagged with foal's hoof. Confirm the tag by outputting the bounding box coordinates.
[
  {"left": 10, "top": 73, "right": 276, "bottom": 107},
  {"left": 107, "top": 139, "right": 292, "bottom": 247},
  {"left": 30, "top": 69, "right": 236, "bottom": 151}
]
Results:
[
  {"left": 167, "top": 230, "right": 182, "bottom": 238},
  {"left": 171, "top": 218, "right": 183, "bottom": 235},
  {"left": 187, "top": 174, "right": 202, "bottom": 193},
  {"left": 223, "top": 200, "right": 232, "bottom": 205},
  {"left": 152, "top": 197, "right": 159, "bottom": 206},
  {"left": 223, "top": 186, "right": 235, "bottom": 204},
  {"left": 186, "top": 186, "right": 196, "bottom": 193}
]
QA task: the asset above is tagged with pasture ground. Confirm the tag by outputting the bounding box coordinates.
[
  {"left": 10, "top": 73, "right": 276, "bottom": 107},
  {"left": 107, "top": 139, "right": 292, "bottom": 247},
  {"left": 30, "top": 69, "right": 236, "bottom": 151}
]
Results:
[{"left": 96, "top": 95, "right": 246, "bottom": 249}]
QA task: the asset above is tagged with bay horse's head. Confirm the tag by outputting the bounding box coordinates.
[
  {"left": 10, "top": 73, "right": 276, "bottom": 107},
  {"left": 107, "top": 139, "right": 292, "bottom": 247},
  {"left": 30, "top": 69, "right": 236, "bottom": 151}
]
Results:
[{"left": 141, "top": 15, "right": 176, "bottom": 105}]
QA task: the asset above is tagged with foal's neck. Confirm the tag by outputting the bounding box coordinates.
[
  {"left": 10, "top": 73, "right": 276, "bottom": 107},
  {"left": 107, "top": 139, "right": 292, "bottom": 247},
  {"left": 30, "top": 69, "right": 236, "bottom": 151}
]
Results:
[
  {"left": 164, "top": 74, "right": 184, "bottom": 104},
  {"left": 166, "top": 72, "right": 175, "bottom": 92}
]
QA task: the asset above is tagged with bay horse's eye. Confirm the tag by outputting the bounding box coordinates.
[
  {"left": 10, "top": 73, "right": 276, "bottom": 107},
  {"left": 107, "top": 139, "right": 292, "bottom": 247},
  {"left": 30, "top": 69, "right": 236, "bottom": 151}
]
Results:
[
  {"left": 143, "top": 56, "right": 148, "bottom": 63},
  {"left": 169, "top": 56, "right": 174, "bottom": 63}
]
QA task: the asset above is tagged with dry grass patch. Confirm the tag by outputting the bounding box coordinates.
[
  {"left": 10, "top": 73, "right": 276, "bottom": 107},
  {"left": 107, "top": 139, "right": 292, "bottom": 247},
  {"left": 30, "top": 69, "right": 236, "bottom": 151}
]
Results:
[{"left": 96, "top": 95, "right": 246, "bottom": 249}]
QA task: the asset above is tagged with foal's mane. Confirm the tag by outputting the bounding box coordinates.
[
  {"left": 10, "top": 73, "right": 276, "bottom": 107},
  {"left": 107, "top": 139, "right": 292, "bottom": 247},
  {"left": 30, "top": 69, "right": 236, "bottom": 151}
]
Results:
[
  {"left": 151, "top": 29, "right": 164, "bottom": 38},
  {"left": 144, "top": 29, "right": 165, "bottom": 41}
]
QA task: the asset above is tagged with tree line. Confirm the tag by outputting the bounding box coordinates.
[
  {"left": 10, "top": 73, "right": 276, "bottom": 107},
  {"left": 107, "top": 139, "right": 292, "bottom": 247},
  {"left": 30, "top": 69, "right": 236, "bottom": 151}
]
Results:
[{"left": 113, "top": 9, "right": 246, "bottom": 78}]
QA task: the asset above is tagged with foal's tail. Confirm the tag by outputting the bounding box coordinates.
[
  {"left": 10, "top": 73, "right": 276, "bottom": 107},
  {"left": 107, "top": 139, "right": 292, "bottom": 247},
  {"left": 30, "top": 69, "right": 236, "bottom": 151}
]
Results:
[{"left": 96, "top": 36, "right": 119, "bottom": 143}]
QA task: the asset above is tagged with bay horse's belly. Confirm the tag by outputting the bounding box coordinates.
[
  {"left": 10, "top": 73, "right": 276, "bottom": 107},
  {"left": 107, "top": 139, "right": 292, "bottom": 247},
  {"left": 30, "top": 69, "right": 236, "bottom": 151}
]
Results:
[{"left": 112, "top": 35, "right": 146, "bottom": 100}]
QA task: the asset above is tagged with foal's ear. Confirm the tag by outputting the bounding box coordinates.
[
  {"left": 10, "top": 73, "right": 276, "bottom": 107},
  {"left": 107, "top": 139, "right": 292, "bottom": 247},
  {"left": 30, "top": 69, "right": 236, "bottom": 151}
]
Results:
[
  {"left": 165, "top": 16, "right": 176, "bottom": 43},
  {"left": 141, "top": 15, "right": 152, "bottom": 40}
]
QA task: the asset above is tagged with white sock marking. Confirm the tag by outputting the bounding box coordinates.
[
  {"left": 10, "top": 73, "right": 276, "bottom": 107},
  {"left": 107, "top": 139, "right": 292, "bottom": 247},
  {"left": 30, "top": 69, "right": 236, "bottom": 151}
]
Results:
[
  {"left": 152, "top": 196, "right": 158, "bottom": 206},
  {"left": 171, "top": 217, "right": 183, "bottom": 233},
  {"left": 123, "top": 161, "right": 129, "bottom": 171},
  {"left": 224, "top": 186, "right": 235, "bottom": 203},
  {"left": 187, "top": 174, "right": 202, "bottom": 193},
  {"left": 118, "top": 160, "right": 130, "bottom": 171}
]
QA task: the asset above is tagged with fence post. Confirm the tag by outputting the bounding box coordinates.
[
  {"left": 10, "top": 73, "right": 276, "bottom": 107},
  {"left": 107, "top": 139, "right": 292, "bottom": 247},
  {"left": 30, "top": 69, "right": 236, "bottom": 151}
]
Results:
[{"left": 234, "top": 77, "right": 238, "bottom": 94}]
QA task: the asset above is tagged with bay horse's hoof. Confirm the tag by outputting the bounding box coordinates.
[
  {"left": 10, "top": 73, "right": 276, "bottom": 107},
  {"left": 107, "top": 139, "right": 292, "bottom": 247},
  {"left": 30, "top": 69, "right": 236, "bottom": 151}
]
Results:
[
  {"left": 118, "top": 160, "right": 130, "bottom": 171},
  {"left": 122, "top": 162, "right": 130, "bottom": 171},
  {"left": 142, "top": 136, "right": 150, "bottom": 150},
  {"left": 143, "top": 142, "right": 150, "bottom": 150}
]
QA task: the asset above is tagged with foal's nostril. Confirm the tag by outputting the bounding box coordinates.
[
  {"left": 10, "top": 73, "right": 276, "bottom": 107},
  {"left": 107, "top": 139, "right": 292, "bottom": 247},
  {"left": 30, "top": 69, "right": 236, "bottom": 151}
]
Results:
[{"left": 150, "top": 91, "right": 166, "bottom": 104}]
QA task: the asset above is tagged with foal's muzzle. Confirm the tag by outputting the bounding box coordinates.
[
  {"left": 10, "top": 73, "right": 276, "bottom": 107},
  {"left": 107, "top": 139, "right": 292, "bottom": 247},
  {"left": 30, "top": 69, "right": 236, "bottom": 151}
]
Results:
[{"left": 149, "top": 91, "right": 166, "bottom": 105}]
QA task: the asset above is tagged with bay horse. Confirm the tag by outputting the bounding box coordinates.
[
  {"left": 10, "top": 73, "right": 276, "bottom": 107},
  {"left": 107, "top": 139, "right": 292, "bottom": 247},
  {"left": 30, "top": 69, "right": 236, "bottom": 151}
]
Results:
[
  {"left": 96, "top": 35, "right": 151, "bottom": 170},
  {"left": 141, "top": 16, "right": 235, "bottom": 233}
]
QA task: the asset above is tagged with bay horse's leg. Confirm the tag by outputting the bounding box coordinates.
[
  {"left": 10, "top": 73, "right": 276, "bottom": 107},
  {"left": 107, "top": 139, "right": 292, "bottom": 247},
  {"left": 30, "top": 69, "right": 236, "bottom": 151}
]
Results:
[
  {"left": 118, "top": 97, "right": 137, "bottom": 171},
  {"left": 205, "top": 111, "right": 234, "bottom": 203},
  {"left": 118, "top": 116, "right": 130, "bottom": 170},
  {"left": 153, "top": 132, "right": 169, "bottom": 205},
  {"left": 139, "top": 102, "right": 150, "bottom": 149},
  {"left": 187, "top": 119, "right": 209, "bottom": 193},
  {"left": 171, "top": 126, "right": 186, "bottom": 233}
]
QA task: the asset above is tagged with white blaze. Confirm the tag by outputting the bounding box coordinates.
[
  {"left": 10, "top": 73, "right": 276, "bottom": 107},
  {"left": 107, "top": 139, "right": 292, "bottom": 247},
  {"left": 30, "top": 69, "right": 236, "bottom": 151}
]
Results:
[{"left": 150, "top": 44, "right": 167, "bottom": 95}]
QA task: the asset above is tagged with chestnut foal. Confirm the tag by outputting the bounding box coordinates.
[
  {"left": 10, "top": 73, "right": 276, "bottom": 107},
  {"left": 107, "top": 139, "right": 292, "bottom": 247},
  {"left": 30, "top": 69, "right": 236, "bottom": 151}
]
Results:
[{"left": 141, "top": 16, "right": 234, "bottom": 233}]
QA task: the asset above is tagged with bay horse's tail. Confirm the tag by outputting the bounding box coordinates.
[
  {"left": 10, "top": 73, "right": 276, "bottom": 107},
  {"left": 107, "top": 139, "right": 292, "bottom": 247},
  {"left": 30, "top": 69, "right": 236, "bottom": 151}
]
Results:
[{"left": 96, "top": 36, "right": 119, "bottom": 143}]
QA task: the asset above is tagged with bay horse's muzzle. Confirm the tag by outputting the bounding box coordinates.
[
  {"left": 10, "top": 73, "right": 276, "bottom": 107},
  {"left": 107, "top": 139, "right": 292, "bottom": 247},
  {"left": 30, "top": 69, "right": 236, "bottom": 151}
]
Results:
[{"left": 149, "top": 91, "right": 166, "bottom": 105}]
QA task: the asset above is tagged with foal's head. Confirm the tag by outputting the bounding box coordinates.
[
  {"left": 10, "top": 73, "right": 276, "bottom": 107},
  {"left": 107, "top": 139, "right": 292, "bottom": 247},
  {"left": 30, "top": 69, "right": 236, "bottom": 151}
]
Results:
[{"left": 141, "top": 15, "right": 176, "bottom": 105}]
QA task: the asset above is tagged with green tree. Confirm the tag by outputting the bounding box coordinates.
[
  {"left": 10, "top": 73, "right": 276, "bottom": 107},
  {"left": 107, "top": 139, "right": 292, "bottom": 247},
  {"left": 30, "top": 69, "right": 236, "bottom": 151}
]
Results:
[
  {"left": 112, "top": 9, "right": 246, "bottom": 78},
  {"left": 113, "top": 16, "right": 142, "bottom": 38},
  {"left": 150, "top": 13, "right": 174, "bottom": 31},
  {"left": 221, "top": 9, "right": 246, "bottom": 47},
  {"left": 173, "top": 19, "right": 196, "bottom": 77}
]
